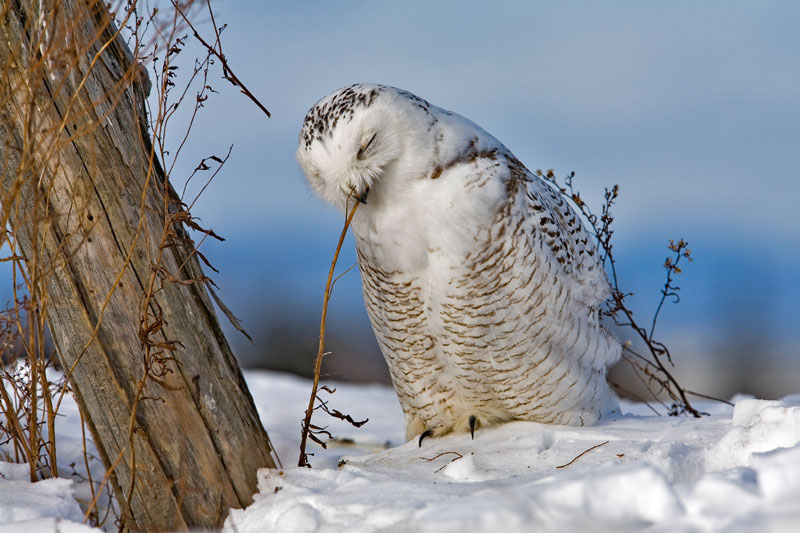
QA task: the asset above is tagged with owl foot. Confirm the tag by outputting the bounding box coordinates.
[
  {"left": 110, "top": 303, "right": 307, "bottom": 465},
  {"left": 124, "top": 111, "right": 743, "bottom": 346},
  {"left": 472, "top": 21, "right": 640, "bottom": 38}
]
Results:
[
  {"left": 418, "top": 429, "right": 434, "bottom": 447},
  {"left": 416, "top": 414, "right": 484, "bottom": 446}
]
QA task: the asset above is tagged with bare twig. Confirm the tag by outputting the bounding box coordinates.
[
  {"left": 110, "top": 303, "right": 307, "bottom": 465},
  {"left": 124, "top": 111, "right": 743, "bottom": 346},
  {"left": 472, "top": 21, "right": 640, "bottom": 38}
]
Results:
[
  {"left": 556, "top": 441, "right": 610, "bottom": 469},
  {"left": 329, "top": 262, "right": 358, "bottom": 295},
  {"left": 298, "top": 195, "right": 361, "bottom": 467},
  {"left": 686, "top": 390, "right": 734, "bottom": 406},
  {"left": 3, "top": 2, "right": 276, "bottom": 529},
  {"left": 174, "top": 0, "right": 272, "bottom": 118},
  {"left": 79, "top": 408, "right": 99, "bottom": 527},
  {"left": 421, "top": 451, "right": 463, "bottom": 462},
  {"left": 434, "top": 454, "right": 464, "bottom": 473},
  {"left": 610, "top": 381, "right": 661, "bottom": 416},
  {"left": 540, "top": 169, "right": 706, "bottom": 417},
  {"left": 418, "top": 451, "right": 466, "bottom": 473}
]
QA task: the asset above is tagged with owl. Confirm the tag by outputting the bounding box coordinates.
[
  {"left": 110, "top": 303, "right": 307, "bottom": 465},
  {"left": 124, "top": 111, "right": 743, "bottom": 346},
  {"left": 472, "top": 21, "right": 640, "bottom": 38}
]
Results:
[{"left": 297, "top": 84, "right": 620, "bottom": 443}]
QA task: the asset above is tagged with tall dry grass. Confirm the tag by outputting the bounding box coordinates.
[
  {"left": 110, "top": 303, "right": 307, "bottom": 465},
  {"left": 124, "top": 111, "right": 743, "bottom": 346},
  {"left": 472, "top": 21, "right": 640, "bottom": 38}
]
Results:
[{"left": 0, "top": 0, "right": 273, "bottom": 528}]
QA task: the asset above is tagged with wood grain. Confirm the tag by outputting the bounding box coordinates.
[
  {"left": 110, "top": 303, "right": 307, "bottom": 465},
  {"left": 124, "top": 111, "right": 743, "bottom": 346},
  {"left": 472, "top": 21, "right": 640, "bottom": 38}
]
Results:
[{"left": 0, "top": 1, "right": 275, "bottom": 529}]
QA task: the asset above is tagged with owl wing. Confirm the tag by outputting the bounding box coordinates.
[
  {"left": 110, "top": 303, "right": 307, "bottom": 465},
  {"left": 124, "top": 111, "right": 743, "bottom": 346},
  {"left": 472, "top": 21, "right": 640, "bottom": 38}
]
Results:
[
  {"left": 517, "top": 163, "right": 612, "bottom": 310},
  {"left": 425, "top": 116, "right": 611, "bottom": 311},
  {"left": 432, "top": 151, "right": 619, "bottom": 424}
]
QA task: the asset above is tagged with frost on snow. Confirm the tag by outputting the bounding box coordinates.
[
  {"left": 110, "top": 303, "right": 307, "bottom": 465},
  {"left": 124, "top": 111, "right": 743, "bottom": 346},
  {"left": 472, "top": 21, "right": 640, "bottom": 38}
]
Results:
[{"left": 3, "top": 371, "right": 800, "bottom": 532}]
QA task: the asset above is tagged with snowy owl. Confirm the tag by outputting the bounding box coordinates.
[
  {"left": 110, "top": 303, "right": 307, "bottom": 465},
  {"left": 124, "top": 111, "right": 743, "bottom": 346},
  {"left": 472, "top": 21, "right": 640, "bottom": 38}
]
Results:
[{"left": 297, "top": 84, "right": 620, "bottom": 443}]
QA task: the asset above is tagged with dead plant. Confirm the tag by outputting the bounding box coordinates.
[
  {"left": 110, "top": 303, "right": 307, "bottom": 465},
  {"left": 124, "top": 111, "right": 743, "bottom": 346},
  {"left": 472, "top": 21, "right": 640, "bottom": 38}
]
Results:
[
  {"left": 540, "top": 168, "right": 731, "bottom": 417},
  {"left": 1, "top": 0, "right": 276, "bottom": 529},
  {"left": 298, "top": 194, "right": 368, "bottom": 468}
]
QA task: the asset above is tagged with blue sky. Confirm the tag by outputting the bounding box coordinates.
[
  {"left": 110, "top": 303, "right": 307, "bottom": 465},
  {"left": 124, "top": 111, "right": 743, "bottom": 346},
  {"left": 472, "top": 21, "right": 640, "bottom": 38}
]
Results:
[
  {"left": 4, "top": 2, "right": 798, "bottom": 395},
  {"left": 192, "top": 1, "right": 800, "bottom": 239},
  {"left": 166, "top": 1, "right": 799, "bottom": 393}
]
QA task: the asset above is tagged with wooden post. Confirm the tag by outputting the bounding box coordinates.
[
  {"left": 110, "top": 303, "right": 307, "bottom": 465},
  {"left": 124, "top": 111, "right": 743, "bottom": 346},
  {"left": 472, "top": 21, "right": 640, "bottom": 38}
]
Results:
[{"left": 0, "top": 1, "right": 276, "bottom": 529}]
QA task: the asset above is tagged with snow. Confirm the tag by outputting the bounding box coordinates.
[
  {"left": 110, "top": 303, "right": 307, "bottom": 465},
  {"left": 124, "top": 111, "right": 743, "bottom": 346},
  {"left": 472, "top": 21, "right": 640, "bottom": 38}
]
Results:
[
  {"left": 0, "top": 462, "right": 96, "bottom": 532},
  {"left": 3, "top": 370, "right": 800, "bottom": 531},
  {"left": 1, "top": 370, "right": 110, "bottom": 532},
  {"left": 229, "top": 372, "right": 800, "bottom": 533}
]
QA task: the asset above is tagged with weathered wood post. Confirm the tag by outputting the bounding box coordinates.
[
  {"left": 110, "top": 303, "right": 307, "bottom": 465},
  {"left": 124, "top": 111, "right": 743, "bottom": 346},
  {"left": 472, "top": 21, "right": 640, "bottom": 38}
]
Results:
[{"left": 0, "top": 0, "right": 276, "bottom": 529}]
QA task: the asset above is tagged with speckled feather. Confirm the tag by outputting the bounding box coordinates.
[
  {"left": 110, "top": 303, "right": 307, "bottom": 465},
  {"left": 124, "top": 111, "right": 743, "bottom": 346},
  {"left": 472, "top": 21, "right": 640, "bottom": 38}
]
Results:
[{"left": 297, "top": 84, "right": 620, "bottom": 441}]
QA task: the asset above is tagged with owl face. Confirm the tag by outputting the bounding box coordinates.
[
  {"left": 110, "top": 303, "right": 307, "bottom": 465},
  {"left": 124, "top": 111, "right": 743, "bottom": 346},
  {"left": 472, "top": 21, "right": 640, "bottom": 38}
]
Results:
[{"left": 296, "top": 85, "right": 424, "bottom": 212}]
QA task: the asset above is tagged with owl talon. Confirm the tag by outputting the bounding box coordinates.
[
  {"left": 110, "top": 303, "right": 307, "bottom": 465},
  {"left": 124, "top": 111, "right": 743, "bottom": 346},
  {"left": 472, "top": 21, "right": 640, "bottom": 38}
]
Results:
[
  {"left": 469, "top": 415, "right": 477, "bottom": 439},
  {"left": 418, "top": 429, "right": 433, "bottom": 447}
]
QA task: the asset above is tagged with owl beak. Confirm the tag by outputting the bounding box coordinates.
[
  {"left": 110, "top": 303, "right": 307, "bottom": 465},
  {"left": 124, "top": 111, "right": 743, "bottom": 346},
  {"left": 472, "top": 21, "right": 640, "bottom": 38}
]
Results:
[{"left": 356, "top": 187, "right": 370, "bottom": 204}]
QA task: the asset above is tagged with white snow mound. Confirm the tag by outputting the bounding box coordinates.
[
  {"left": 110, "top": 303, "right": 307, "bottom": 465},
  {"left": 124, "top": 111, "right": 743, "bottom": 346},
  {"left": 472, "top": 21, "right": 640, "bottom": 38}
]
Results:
[
  {"left": 0, "top": 462, "right": 96, "bottom": 532},
  {"left": 4, "top": 370, "right": 800, "bottom": 532},
  {"left": 227, "top": 372, "right": 800, "bottom": 533}
]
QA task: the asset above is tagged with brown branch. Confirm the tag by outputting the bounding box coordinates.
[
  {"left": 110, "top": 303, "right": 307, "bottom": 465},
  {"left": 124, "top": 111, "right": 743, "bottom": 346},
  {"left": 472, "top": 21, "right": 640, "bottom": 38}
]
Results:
[
  {"left": 298, "top": 196, "right": 361, "bottom": 467},
  {"left": 421, "top": 451, "right": 463, "bottom": 462},
  {"left": 686, "top": 389, "right": 734, "bottom": 406},
  {"left": 173, "top": 0, "right": 271, "bottom": 118},
  {"left": 4, "top": 2, "right": 277, "bottom": 528},
  {"left": 541, "top": 170, "right": 707, "bottom": 418},
  {"left": 610, "top": 381, "right": 661, "bottom": 416},
  {"left": 434, "top": 455, "right": 464, "bottom": 473},
  {"left": 329, "top": 262, "right": 358, "bottom": 295},
  {"left": 84, "top": 445, "right": 127, "bottom": 523},
  {"left": 614, "top": 296, "right": 702, "bottom": 417},
  {"left": 556, "top": 441, "right": 610, "bottom": 469},
  {"left": 78, "top": 408, "right": 99, "bottom": 527},
  {"left": 418, "top": 451, "right": 465, "bottom": 473}
]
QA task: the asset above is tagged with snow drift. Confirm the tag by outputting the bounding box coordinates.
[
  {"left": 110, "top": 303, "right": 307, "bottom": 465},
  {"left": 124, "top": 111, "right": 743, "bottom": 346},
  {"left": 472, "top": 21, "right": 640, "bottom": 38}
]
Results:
[{"left": 3, "top": 371, "right": 800, "bottom": 531}]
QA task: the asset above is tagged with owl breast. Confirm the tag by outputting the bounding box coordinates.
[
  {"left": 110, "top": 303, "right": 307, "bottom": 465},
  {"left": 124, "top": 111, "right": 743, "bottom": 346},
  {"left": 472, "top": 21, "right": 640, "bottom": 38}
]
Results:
[{"left": 354, "top": 152, "right": 619, "bottom": 442}]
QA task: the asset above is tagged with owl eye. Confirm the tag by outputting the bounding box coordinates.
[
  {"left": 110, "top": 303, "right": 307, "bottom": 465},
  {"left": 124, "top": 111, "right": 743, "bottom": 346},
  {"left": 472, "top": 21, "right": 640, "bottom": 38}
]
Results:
[{"left": 357, "top": 133, "right": 377, "bottom": 160}]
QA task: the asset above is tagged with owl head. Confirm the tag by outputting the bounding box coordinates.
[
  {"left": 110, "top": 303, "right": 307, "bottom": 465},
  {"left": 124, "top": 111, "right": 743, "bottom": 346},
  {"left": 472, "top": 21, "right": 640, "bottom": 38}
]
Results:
[{"left": 296, "top": 84, "right": 435, "bottom": 212}]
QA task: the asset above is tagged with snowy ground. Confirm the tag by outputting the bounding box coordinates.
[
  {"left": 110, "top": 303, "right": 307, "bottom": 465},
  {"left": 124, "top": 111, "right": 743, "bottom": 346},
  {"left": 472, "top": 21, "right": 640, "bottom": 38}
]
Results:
[
  {"left": 3, "top": 371, "right": 800, "bottom": 532},
  {"left": 0, "top": 381, "right": 105, "bottom": 533}
]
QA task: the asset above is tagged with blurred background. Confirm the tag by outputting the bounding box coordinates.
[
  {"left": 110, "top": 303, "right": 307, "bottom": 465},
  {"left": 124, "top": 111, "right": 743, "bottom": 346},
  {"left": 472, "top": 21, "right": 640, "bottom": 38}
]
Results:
[{"left": 3, "top": 1, "right": 799, "bottom": 400}]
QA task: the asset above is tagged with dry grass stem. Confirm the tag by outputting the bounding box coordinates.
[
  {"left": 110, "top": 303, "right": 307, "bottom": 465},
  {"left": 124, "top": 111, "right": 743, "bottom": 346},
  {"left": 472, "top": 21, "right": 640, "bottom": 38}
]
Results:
[
  {"left": 2, "top": 1, "right": 277, "bottom": 528},
  {"left": 556, "top": 441, "right": 610, "bottom": 469},
  {"left": 298, "top": 195, "right": 363, "bottom": 468},
  {"left": 540, "top": 169, "right": 710, "bottom": 417}
]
